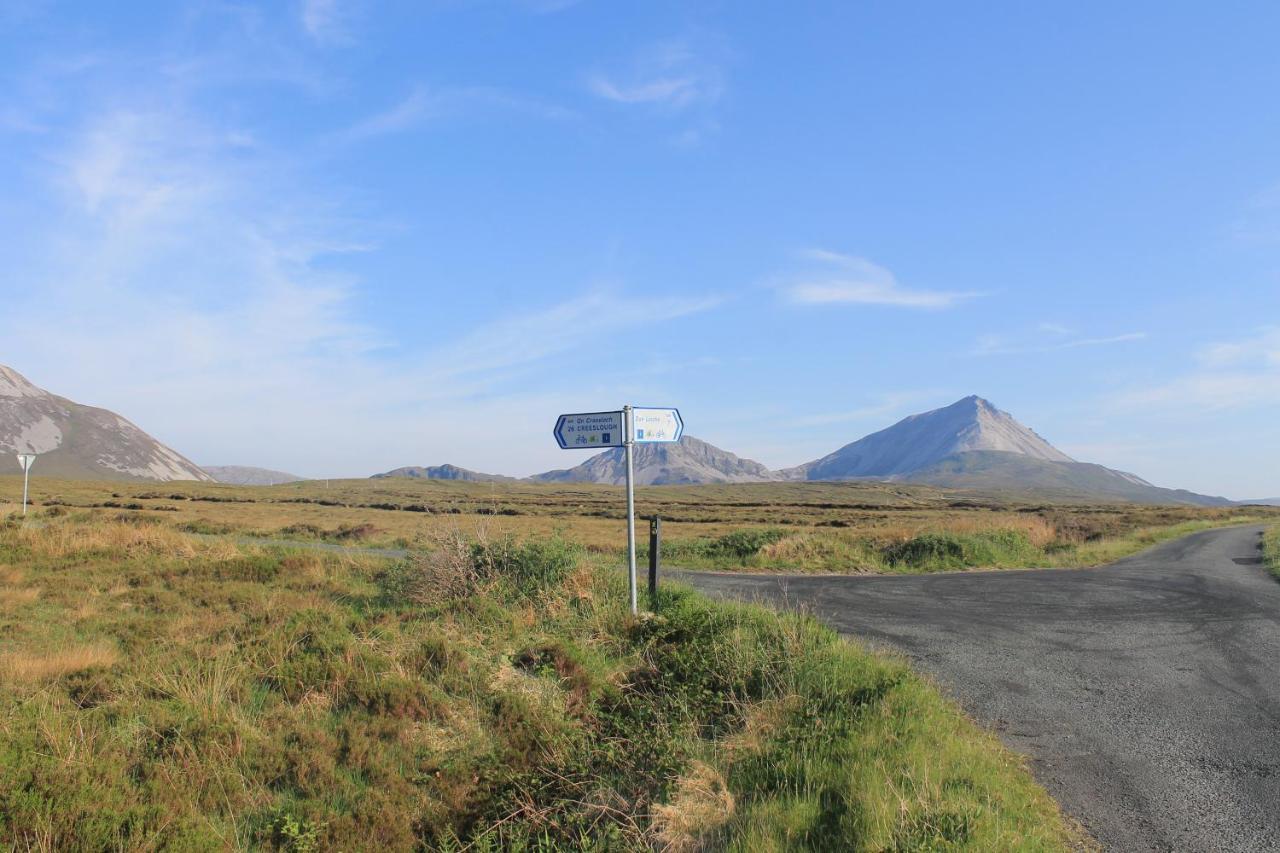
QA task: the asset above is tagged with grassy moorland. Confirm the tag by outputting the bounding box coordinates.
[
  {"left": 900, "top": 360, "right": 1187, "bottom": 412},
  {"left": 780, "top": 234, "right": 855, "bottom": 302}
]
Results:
[
  {"left": 0, "top": 513, "right": 1085, "bottom": 851},
  {"left": 6, "top": 475, "right": 1276, "bottom": 575}
]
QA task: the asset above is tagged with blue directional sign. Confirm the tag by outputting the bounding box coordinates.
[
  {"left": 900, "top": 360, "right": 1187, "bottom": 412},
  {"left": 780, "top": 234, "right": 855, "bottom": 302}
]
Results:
[
  {"left": 633, "top": 407, "right": 683, "bottom": 443},
  {"left": 554, "top": 411, "right": 625, "bottom": 450}
]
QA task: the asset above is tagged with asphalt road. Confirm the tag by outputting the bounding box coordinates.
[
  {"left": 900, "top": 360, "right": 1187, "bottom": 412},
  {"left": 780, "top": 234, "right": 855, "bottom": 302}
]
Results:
[{"left": 681, "top": 525, "right": 1280, "bottom": 852}]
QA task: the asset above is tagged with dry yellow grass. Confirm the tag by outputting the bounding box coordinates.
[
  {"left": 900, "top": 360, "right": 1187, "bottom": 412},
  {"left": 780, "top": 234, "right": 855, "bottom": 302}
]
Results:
[
  {"left": 13, "top": 519, "right": 199, "bottom": 560},
  {"left": 0, "top": 642, "right": 120, "bottom": 683},
  {"left": 0, "top": 586, "right": 41, "bottom": 607},
  {"left": 651, "top": 761, "right": 736, "bottom": 851}
]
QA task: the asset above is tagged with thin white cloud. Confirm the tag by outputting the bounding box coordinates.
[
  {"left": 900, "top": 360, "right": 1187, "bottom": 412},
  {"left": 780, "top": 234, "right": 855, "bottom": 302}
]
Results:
[
  {"left": 1113, "top": 327, "right": 1280, "bottom": 411},
  {"left": 974, "top": 328, "right": 1148, "bottom": 355},
  {"left": 335, "top": 85, "right": 574, "bottom": 144},
  {"left": 587, "top": 39, "right": 724, "bottom": 113},
  {"left": 423, "top": 290, "right": 723, "bottom": 389},
  {"left": 781, "top": 250, "right": 976, "bottom": 310}
]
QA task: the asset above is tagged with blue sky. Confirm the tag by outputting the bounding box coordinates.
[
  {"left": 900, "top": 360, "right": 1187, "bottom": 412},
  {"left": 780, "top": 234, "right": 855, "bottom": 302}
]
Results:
[{"left": 1, "top": 1, "right": 1278, "bottom": 498}]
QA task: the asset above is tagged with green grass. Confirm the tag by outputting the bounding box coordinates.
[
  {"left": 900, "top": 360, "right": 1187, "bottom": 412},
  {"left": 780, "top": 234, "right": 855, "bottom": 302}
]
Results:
[
  {"left": 652, "top": 516, "right": 1272, "bottom": 575},
  {"left": 1265, "top": 525, "right": 1280, "bottom": 581},
  {"left": 0, "top": 516, "right": 1080, "bottom": 851}
]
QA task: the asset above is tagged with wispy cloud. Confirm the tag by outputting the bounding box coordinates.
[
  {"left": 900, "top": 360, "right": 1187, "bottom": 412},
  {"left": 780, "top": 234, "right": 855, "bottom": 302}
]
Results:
[
  {"left": 587, "top": 39, "right": 724, "bottom": 112},
  {"left": 335, "top": 84, "right": 574, "bottom": 144},
  {"left": 974, "top": 325, "right": 1147, "bottom": 355},
  {"left": 419, "top": 289, "right": 723, "bottom": 391},
  {"left": 4, "top": 57, "right": 714, "bottom": 478},
  {"left": 300, "top": 0, "right": 351, "bottom": 45},
  {"left": 1113, "top": 327, "right": 1280, "bottom": 411},
  {"left": 781, "top": 250, "right": 976, "bottom": 309}
]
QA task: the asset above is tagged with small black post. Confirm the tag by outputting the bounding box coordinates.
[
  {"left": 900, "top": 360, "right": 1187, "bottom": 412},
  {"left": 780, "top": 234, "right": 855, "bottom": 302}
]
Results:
[{"left": 648, "top": 515, "right": 661, "bottom": 604}]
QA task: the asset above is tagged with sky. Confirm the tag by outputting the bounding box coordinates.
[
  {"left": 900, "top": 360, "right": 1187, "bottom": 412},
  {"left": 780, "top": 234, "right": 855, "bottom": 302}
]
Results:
[{"left": 1, "top": 1, "right": 1278, "bottom": 498}]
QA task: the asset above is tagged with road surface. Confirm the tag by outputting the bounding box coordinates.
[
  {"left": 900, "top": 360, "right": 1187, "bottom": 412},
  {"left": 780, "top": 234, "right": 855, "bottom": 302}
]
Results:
[{"left": 682, "top": 525, "right": 1280, "bottom": 852}]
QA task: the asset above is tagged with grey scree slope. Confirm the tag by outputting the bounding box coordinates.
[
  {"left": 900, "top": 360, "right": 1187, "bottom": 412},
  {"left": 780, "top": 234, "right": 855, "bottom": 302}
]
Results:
[{"left": 682, "top": 525, "right": 1280, "bottom": 852}]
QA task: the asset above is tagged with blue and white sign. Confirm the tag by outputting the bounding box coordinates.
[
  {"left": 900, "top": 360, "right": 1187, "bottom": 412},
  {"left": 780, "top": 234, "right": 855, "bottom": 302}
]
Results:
[
  {"left": 633, "top": 407, "right": 683, "bottom": 443},
  {"left": 554, "top": 411, "right": 625, "bottom": 450}
]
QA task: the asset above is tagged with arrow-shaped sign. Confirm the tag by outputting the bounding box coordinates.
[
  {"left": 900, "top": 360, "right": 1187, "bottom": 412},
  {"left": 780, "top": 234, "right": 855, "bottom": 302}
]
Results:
[
  {"left": 632, "top": 407, "right": 683, "bottom": 444},
  {"left": 553, "top": 411, "right": 625, "bottom": 450}
]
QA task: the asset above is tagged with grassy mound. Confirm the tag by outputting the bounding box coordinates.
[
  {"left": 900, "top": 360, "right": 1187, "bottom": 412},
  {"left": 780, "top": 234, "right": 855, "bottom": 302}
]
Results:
[{"left": 0, "top": 517, "right": 1078, "bottom": 850}]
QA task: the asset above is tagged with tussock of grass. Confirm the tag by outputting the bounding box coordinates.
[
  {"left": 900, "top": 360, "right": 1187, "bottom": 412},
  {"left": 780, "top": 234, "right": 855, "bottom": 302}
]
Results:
[{"left": 0, "top": 517, "right": 1079, "bottom": 850}]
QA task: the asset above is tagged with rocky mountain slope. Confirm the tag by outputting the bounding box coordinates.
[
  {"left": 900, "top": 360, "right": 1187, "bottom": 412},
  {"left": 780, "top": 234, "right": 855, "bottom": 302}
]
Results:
[
  {"left": 532, "top": 435, "right": 778, "bottom": 486},
  {"left": 203, "top": 466, "right": 303, "bottom": 486},
  {"left": 0, "top": 365, "right": 212, "bottom": 482},
  {"left": 788, "top": 396, "right": 1072, "bottom": 480},
  {"left": 789, "top": 396, "right": 1228, "bottom": 506},
  {"left": 372, "top": 464, "right": 514, "bottom": 483}
]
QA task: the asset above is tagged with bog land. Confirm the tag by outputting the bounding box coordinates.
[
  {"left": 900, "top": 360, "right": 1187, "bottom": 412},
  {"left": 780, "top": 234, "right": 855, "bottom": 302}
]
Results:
[
  {"left": 5, "top": 475, "right": 1276, "bottom": 574},
  {"left": 0, "top": 476, "right": 1272, "bottom": 849}
]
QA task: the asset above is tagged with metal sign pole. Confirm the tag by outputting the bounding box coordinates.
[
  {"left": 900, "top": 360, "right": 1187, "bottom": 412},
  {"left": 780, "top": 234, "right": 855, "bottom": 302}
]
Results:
[
  {"left": 16, "top": 454, "right": 34, "bottom": 516},
  {"left": 623, "top": 405, "right": 638, "bottom": 615}
]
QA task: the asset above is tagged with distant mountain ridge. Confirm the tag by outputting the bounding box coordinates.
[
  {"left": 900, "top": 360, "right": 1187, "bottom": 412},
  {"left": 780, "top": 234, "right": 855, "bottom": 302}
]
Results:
[
  {"left": 0, "top": 365, "right": 212, "bottom": 482},
  {"left": 204, "top": 466, "right": 303, "bottom": 486},
  {"left": 373, "top": 464, "right": 514, "bottom": 483},
  {"left": 531, "top": 435, "right": 779, "bottom": 486},
  {"left": 498, "top": 396, "right": 1230, "bottom": 506}
]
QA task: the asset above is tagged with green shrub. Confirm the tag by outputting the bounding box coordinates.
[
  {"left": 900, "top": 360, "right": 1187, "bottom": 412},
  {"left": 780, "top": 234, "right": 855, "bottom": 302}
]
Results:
[{"left": 884, "top": 530, "right": 1039, "bottom": 571}]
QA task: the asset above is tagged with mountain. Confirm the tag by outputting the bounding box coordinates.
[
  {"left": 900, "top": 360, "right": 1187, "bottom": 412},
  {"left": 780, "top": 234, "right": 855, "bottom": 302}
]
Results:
[
  {"left": 789, "top": 396, "right": 1072, "bottom": 480},
  {"left": 791, "top": 396, "right": 1230, "bottom": 507},
  {"left": 0, "top": 365, "right": 213, "bottom": 482},
  {"left": 372, "top": 464, "right": 514, "bottom": 483},
  {"left": 532, "top": 435, "right": 778, "bottom": 486},
  {"left": 203, "top": 466, "right": 304, "bottom": 486},
  {"left": 1239, "top": 498, "right": 1280, "bottom": 507}
]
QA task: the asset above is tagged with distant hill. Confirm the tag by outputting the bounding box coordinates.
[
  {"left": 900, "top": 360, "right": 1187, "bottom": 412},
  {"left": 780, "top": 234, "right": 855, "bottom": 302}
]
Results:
[
  {"left": 0, "top": 365, "right": 212, "bottom": 482},
  {"left": 532, "top": 435, "right": 778, "bottom": 486},
  {"left": 789, "top": 396, "right": 1230, "bottom": 507},
  {"left": 203, "top": 466, "right": 303, "bottom": 486},
  {"left": 372, "top": 464, "right": 514, "bottom": 483},
  {"left": 1239, "top": 498, "right": 1280, "bottom": 507}
]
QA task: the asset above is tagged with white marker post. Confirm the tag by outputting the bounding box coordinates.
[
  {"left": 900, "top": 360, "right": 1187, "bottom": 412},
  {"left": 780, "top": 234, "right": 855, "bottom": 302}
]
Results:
[
  {"left": 16, "top": 453, "right": 35, "bottom": 516},
  {"left": 554, "top": 407, "right": 682, "bottom": 616}
]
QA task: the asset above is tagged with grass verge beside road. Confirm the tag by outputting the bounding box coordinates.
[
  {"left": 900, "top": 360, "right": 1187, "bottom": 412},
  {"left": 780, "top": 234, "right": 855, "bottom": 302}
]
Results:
[
  {"left": 0, "top": 516, "right": 1080, "bottom": 851},
  {"left": 1265, "top": 525, "right": 1280, "bottom": 581},
  {"left": 652, "top": 516, "right": 1273, "bottom": 575}
]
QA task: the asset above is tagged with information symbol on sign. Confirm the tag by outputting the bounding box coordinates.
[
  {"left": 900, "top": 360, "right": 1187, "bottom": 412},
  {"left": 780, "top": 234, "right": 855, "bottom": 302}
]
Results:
[
  {"left": 602, "top": 433, "right": 610, "bottom": 443},
  {"left": 637, "top": 429, "right": 644, "bottom": 439}
]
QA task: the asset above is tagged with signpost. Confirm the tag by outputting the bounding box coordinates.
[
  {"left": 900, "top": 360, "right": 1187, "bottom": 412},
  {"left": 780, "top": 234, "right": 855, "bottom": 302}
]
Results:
[
  {"left": 16, "top": 453, "right": 35, "bottom": 516},
  {"left": 553, "top": 406, "right": 682, "bottom": 614}
]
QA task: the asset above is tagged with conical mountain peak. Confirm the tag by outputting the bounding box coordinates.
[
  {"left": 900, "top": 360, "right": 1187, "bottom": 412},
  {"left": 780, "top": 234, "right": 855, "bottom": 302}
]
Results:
[{"left": 797, "top": 396, "right": 1073, "bottom": 481}]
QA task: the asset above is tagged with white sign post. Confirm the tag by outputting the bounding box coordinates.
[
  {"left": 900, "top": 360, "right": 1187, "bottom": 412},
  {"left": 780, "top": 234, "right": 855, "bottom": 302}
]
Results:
[
  {"left": 554, "top": 406, "right": 682, "bottom": 615},
  {"left": 16, "top": 454, "right": 35, "bottom": 516}
]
